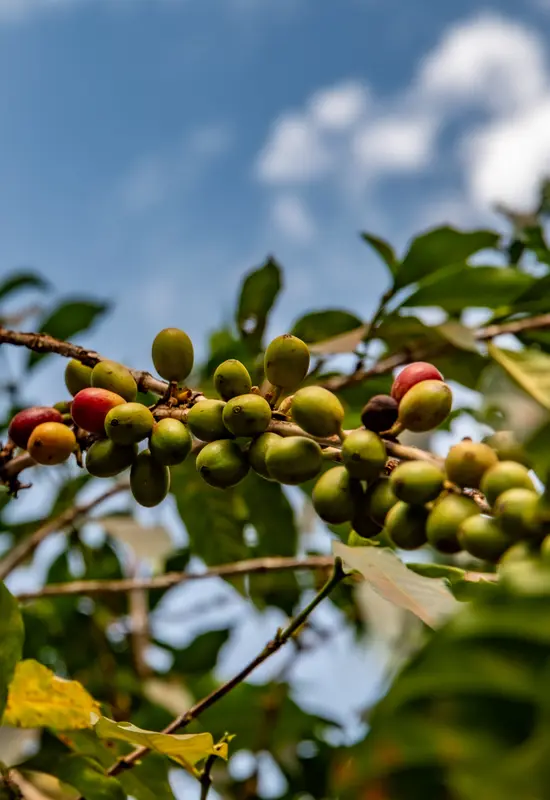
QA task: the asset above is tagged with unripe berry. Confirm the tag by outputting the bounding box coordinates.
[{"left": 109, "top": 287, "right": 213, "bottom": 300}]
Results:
[
  {"left": 8, "top": 407, "right": 63, "bottom": 449},
  {"left": 541, "top": 535, "right": 550, "bottom": 561},
  {"left": 426, "top": 493, "right": 479, "bottom": 554},
  {"left": 214, "top": 359, "right": 252, "bottom": 401},
  {"left": 389, "top": 460, "right": 445, "bottom": 505},
  {"left": 65, "top": 359, "right": 93, "bottom": 396},
  {"left": 222, "top": 394, "right": 272, "bottom": 437},
  {"left": 152, "top": 327, "right": 194, "bottom": 383},
  {"left": 391, "top": 362, "right": 443, "bottom": 403},
  {"left": 53, "top": 401, "right": 71, "bottom": 414},
  {"left": 398, "top": 380, "right": 452, "bottom": 433},
  {"left": 92, "top": 360, "right": 137, "bottom": 402},
  {"left": 248, "top": 432, "right": 281, "bottom": 480},
  {"left": 457, "top": 515, "right": 513, "bottom": 562},
  {"left": 27, "top": 422, "right": 76, "bottom": 465},
  {"left": 366, "top": 478, "right": 397, "bottom": 526},
  {"left": 105, "top": 403, "right": 155, "bottom": 445},
  {"left": 445, "top": 440, "right": 498, "bottom": 489},
  {"left": 196, "top": 440, "right": 249, "bottom": 488},
  {"left": 130, "top": 450, "right": 170, "bottom": 507},
  {"left": 493, "top": 488, "right": 542, "bottom": 539},
  {"left": 149, "top": 419, "right": 192, "bottom": 466},
  {"left": 312, "top": 466, "right": 356, "bottom": 524},
  {"left": 351, "top": 509, "right": 383, "bottom": 540},
  {"left": 85, "top": 439, "right": 137, "bottom": 477},
  {"left": 482, "top": 430, "right": 530, "bottom": 467},
  {"left": 499, "top": 540, "right": 538, "bottom": 566},
  {"left": 265, "top": 436, "right": 322, "bottom": 485},
  {"left": 341, "top": 430, "right": 386, "bottom": 481},
  {"left": 385, "top": 501, "right": 429, "bottom": 550},
  {"left": 187, "top": 400, "right": 231, "bottom": 442},
  {"left": 480, "top": 461, "right": 535, "bottom": 507},
  {"left": 360, "top": 394, "right": 398, "bottom": 433},
  {"left": 291, "top": 386, "right": 344, "bottom": 438},
  {"left": 71, "top": 388, "right": 126, "bottom": 434},
  {"left": 264, "top": 334, "right": 310, "bottom": 389}
]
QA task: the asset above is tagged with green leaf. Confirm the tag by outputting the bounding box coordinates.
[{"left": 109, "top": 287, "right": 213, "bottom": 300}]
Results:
[
  {"left": 170, "top": 629, "right": 231, "bottom": 676},
  {"left": 291, "top": 310, "right": 363, "bottom": 345},
  {"left": 394, "top": 226, "right": 500, "bottom": 290},
  {"left": 54, "top": 755, "right": 125, "bottom": 800},
  {"left": 236, "top": 257, "right": 282, "bottom": 348},
  {"left": 0, "top": 581, "right": 24, "bottom": 718},
  {"left": 0, "top": 271, "right": 49, "bottom": 302},
  {"left": 28, "top": 300, "right": 109, "bottom": 369},
  {"left": 361, "top": 232, "right": 398, "bottom": 276},
  {"left": 488, "top": 344, "right": 550, "bottom": 411}
]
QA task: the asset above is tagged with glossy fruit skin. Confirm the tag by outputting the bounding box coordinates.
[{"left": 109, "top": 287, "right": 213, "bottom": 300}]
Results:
[
  {"left": 149, "top": 419, "right": 192, "bottom": 466},
  {"left": 85, "top": 439, "right": 138, "bottom": 477},
  {"left": 480, "top": 461, "right": 535, "bottom": 507},
  {"left": 391, "top": 362, "right": 444, "bottom": 403},
  {"left": 65, "top": 359, "right": 93, "bottom": 396},
  {"left": 130, "top": 450, "right": 170, "bottom": 507},
  {"left": 426, "top": 493, "right": 479, "bottom": 554},
  {"left": 222, "top": 394, "right": 272, "bottom": 437},
  {"left": 483, "top": 430, "right": 530, "bottom": 467},
  {"left": 91, "top": 360, "right": 137, "bottom": 402},
  {"left": 151, "top": 327, "right": 194, "bottom": 383},
  {"left": 264, "top": 334, "right": 310, "bottom": 389},
  {"left": 398, "top": 380, "right": 452, "bottom": 433},
  {"left": 445, "top": 441, "right": 498, "bottom": 489},
  {"left": 312, "top": 466, "right": 356, "bottom": 524},
  {"left": 493, "top": 488, "right": 542, "bottom": 539},
  {"left": 366, "top": 478, "right": 397, "bottom": 526},
  {"left": 499, "top": 540, "right": 538, "bottom": 566},
  {"left": 187, "top": 400, "right": 231, "bottom": 442},
  {"left": 457, "top": 515, "right": 513, "bottom": 562},
  {"left": 341, "top": 430, "right": 386, "bottom": 481},
  {"left": 389, "top": 460, "right": 445, "bottom": 505},
  {"left": 248, "top": 432, "right": 280, "bottom": 480},
  {"left": 214, "top": 360, "right": 252, "bottom": 401},
  {"left": 291, "top": 386, "right": 344, "bottom": 438},
  {"left": 360, "top": 394, "right": 398, "bottom": 433},
  {"left": 27, "top": 422, "right": 76, "bottom": 465},
  {"left": 385, "top": 501, "right": 429, "bottom": 550},
  {"left": 104, "top": 402, "right": 155, "bottom": 445},
  {"left": 265, "top": 436, "right": 322, "bottom": 485},
  {"left": 53, "top": 401, "right": 71, "bottom": 414},
  {"left": 71, "top": 388, "right": 126, "bottom": 434},
  {"left": 196, "top": 440, "right": 249, "bottom": 488},
  {"left": 8, "top": 407, "right": 63, "bottom": 449},
  {"left": 541, "top": 535, "right": 550, "bottom": 560}
]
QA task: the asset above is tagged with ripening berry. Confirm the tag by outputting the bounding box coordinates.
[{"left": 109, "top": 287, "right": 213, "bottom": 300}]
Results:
[
  {"left": 152, "top": 327, "right": 194, "bottom": 383},
  {"left": 27, "top": 422, "right": 76, "bottom": 465},
  {"left": 130, "top": 450, "right": 170, "bottom": 507},
  {"left": 291, "top": 386, "right": 344, "bottom": 438},
  {"left": 104, "top": 402, "right": 155, "bottom": 445},
  {"left": 341, "top": 430, "right": 386, "bottom": 481},
  {"left": 187, "top": 399, "right": 232, "bottom": 442},
  {"left": 71, "top": 388, "right": 126, "bottom": 434},
  {"left": 248, "top": 432, "right": 281, "bottom": 480},
  {"left": 389, "top": 460, "right": 445, "bottom": 505},
  {"left": 196, "top": 440, "right": 249, "bottom": 488},
  {"left": 222, "top": 394, "right": 272, "bottom": 437},
  {"left": 391, "top": 362, "right": 443, "bottom": 403},
  {"left": 214, "top": 360, "right": 252, "bottom": 401},
  {"left": 482, "top": 430, "right": 530, "bottom": 467},
  {"left": 493, "top": 488, "right": 542, "bottom": 539},
  {"left": 426, "top": 493, "right": 479, "bottom": 554},
  {"left": 445, "top": 441, "right": 498, "bottom": 489},
  {"left": 65, "top": 359, "right": 93, "bottom": 396},
  {"left": 457, "top": 515, "right": 513, "bottom": 562},
  {"left": 85, "top": 439, "right": 138, "bottom": 477},
  {"left": 8, "top": 407, "right": 63, "bottom": 449},
  {"left": 360, "top": 394, "right": 399, "bottom": 433},
  {"left": 149, "top": 419, "right": 192, "bottom": 466},
  {"left": 265, "top": 436, "right": 322, "bottom": 485},
  {"left": 480, "top": 461, "right": 535, "bottom": 507},
  {"left": 385, "top": 501, "right": 429, "bottom": 550},
  {"left": 92, "top": 360, "right": 137, "bottom": 402},
  {"left": 264, "top": 334, "right": 310, "bottom": 389},
  {"left": 312, "top": 466, "right": 356, "bottom": 524},
  {"left": 398, "top": 380, "right": 452, "bottom": 433},
  {"left": 366, "top": 478, "right": 398, "bottom": 527}
]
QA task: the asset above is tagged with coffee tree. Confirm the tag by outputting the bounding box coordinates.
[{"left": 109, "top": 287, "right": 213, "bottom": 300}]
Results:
[{"left": 2, "top": 195, "right": 550, "bottom": 799}]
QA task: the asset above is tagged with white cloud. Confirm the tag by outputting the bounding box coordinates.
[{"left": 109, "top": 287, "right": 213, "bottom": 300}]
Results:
[
  {"left": 310, "top": 81, "right": 369, "bottom": 131},
  {"left": 256, "top": 113, "right": 332, "bottom": 183},
  {"left": 353, "top": 114, "right": 436, "bottom": 174},
  {"left": 270, "top": 194, "right": 316, "bottom": 242}
]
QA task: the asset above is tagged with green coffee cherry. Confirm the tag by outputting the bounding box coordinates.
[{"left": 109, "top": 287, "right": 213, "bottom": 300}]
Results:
[
  {"left": 152, "top": 327, "right": 194, "bottom": 383},
  {"left": 457, "top": 515, "right": 513, "bottom": 562},
  {"left": 149, "top": 418, "right": 192, "bottom": 465},
  {"left": 312, "top": 466, "right": 355, "bottom": 524},
  {"left": 248, "top": 432, "right": 280, "bottom": 480},
  {"left": 493, "top": 488, "right": 542, "bottom": 539},
  {"left": 222, "top": 394, "right": 272, "bottom": 437},
  {"left": 426, "top": 493, "right": 479, "bottom": 554},
  {"left": 196, "top": 440, "right": 249, "bottom": 488},
  {"left": 445, "top": 440, "right": 498, "bottom": 489},
  {"left": 541, "top": 535, "right": 550, "bottom": 561},
  {"left": 480, "top": 460, "right": 535, "bottom": 507},
  {"left": 385, "top": 501, "right": 428, "bottom": 550},
  {"left": 291, "top": 386, "right": 344, "bottom": 438},
  {"left": 265, "top": 436, "right": 322, "bottom": 485},
  {"left": 214, "top": 359, "right": 252, "bottom": 400},
  {"left": 389, "top": 460, "right": 445, "bottom": 505},
  {"left": 398, "top": 380, "right": 452, "bottom": 433},
  {"left": 130, "top": 450, "right": 170, "bottom": 507},
  {"left": 499, "top": 540, "right": 538, "bottom": 566},
  {"left": 264, "top": 334, "right": 310, "bottom": 389},
  {"left": 187, "top": 399, "right": 231, "bottom": 442},
  {"left": 366, "top": 478, "right": 398, "bottom": 527},
  {"left": 53, "top": 401, "right": 71, "bottom": 414},
  {"left": 91, "top": 360, "right": 137, "bottom": 402},
  {"left": 105, "top": 402, "right": 155, "bottom": 445},
  {"left": 483, "top": 430, "right": 530, "bottom": 467},
  {"left": 65, "top": 359, "right": 93, "bottom": 396},
  {"left": 85, "top": 439, "right": 138, "bottom": 478},
  {"left": 341, "top": 430, "right": 386, "bottom": 481}
]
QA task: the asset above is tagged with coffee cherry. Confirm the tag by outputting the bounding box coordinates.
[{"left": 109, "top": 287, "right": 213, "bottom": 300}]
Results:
[
  {"left": 385, "top": 501, "right": 429, "bottom": 550},
  {"left": 65, "top": 359, "right": 93, "bottom": 396},
  {"left": 264, "top": 334, "right": 310, "bottom": 389},
  {"left": 457, "top": 515, "right": 513, "bottom": 562},
  {"left": 398, "top": 380, "right": 452, "bottom": 433},
  {"left": 265, "top": 436, "right": 322, "bottom": 485},
  {"left": 351, "top": 507, "right": 383, "bottom": 539},
  {"left": 341, "top": 430, "right": 386, "bottom": 481},
  {"left": 105, "top": 403, "right": 155, "bottom": 445},
  {"left": 222, "top": 394, "right": 272, "bottom": 437},
  {"left": 27, "top": 422, "right": 76, "bottom": 465},
  {"left": 482, "top": 430, "right": 530, "bottom": 467},
  {"left": 445, "top": 441, "right": 498, "bottom": 489},
  {"left": 499, "top": 540, "right": 538, "bottom": 566},
  {"left": 480, "top": 461, "right": 535, "bottom": 507},
  {"left": 71, "top": 388, "right": 126, "bottom": 434},
  {"left": 493, "top": 488, "right": 542, "bottom": 539},
  {"left": 53, "top": 401, "right": 71, "bottom": 414},
  {"left": 426, "top": 494, "right": 479, "bottom": 554},
  {"left": 312, "top": 466, "right": 355, "bottom": 524},
  {"left": 214, "top": 360, "right": 252, "bottom": 401},
  {"left": 391, "top": 362, "right": 443, "bottom": 403},
  {"left": 187, "top": 400, "right": 232, "bottom": 442},
  {"left": 152, "top": 327, "right": 194, "bottom": 383},
  {"left": 389, "top": 460, "right": 445, "bottom": 505},
  {"left": 149, "top": 419, "right": 192, "bottom": 466},
  {"left": 360, "top": 394, "right": 398, "bottom": 433},
  {"left": 85, "top": 439, "right": 138, "bottom": 477},
  {"left": 130, "top": 450, "right": 170, "bottom": 507},
  {"left": 291, "top": 386, "right": 344, "bottom": 438},
  {"left": 366, "top": 478, "right": 397, "bottom": 526},
  {"left": 248, "top": 432, "right": 280, "bottom": 480},
  {"left": 91, "top": 360, "right": 137, "bottom": 402},
  {"left": 541, "top": 535, "right": 550, "bottom": 560},
  {"left": 196, "top": 440, "right": 249, "bottom": 488},
  {"left": 8, "top": 407, "right": 63, "bottom": 449}
]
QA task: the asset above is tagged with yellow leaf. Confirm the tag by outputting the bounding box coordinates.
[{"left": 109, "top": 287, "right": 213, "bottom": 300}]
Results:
[
  {"left": 94, "top": 716, "right": 229, "bottom": 775},
  {"left": 2, "top": 660, "right": 100, "bottom": 730}
]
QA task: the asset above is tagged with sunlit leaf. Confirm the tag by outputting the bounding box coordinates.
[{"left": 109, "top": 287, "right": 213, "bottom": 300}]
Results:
[
  {"left": 0, "top": 581, "right": 24, "bottom": 719},
  {"left": 488, "top": 344, "right": 550, "bottom": 411},
  {"left": 402, "top": 266, "right": 532, "bottom": 311},
  {"left": 291, "top": 309, "right": 363, "bottom": 345}
]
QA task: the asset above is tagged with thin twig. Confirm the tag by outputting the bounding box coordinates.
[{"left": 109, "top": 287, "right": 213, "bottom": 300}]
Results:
[{"left": 199, "top": 753, "right": 217, "bottom": 800}]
